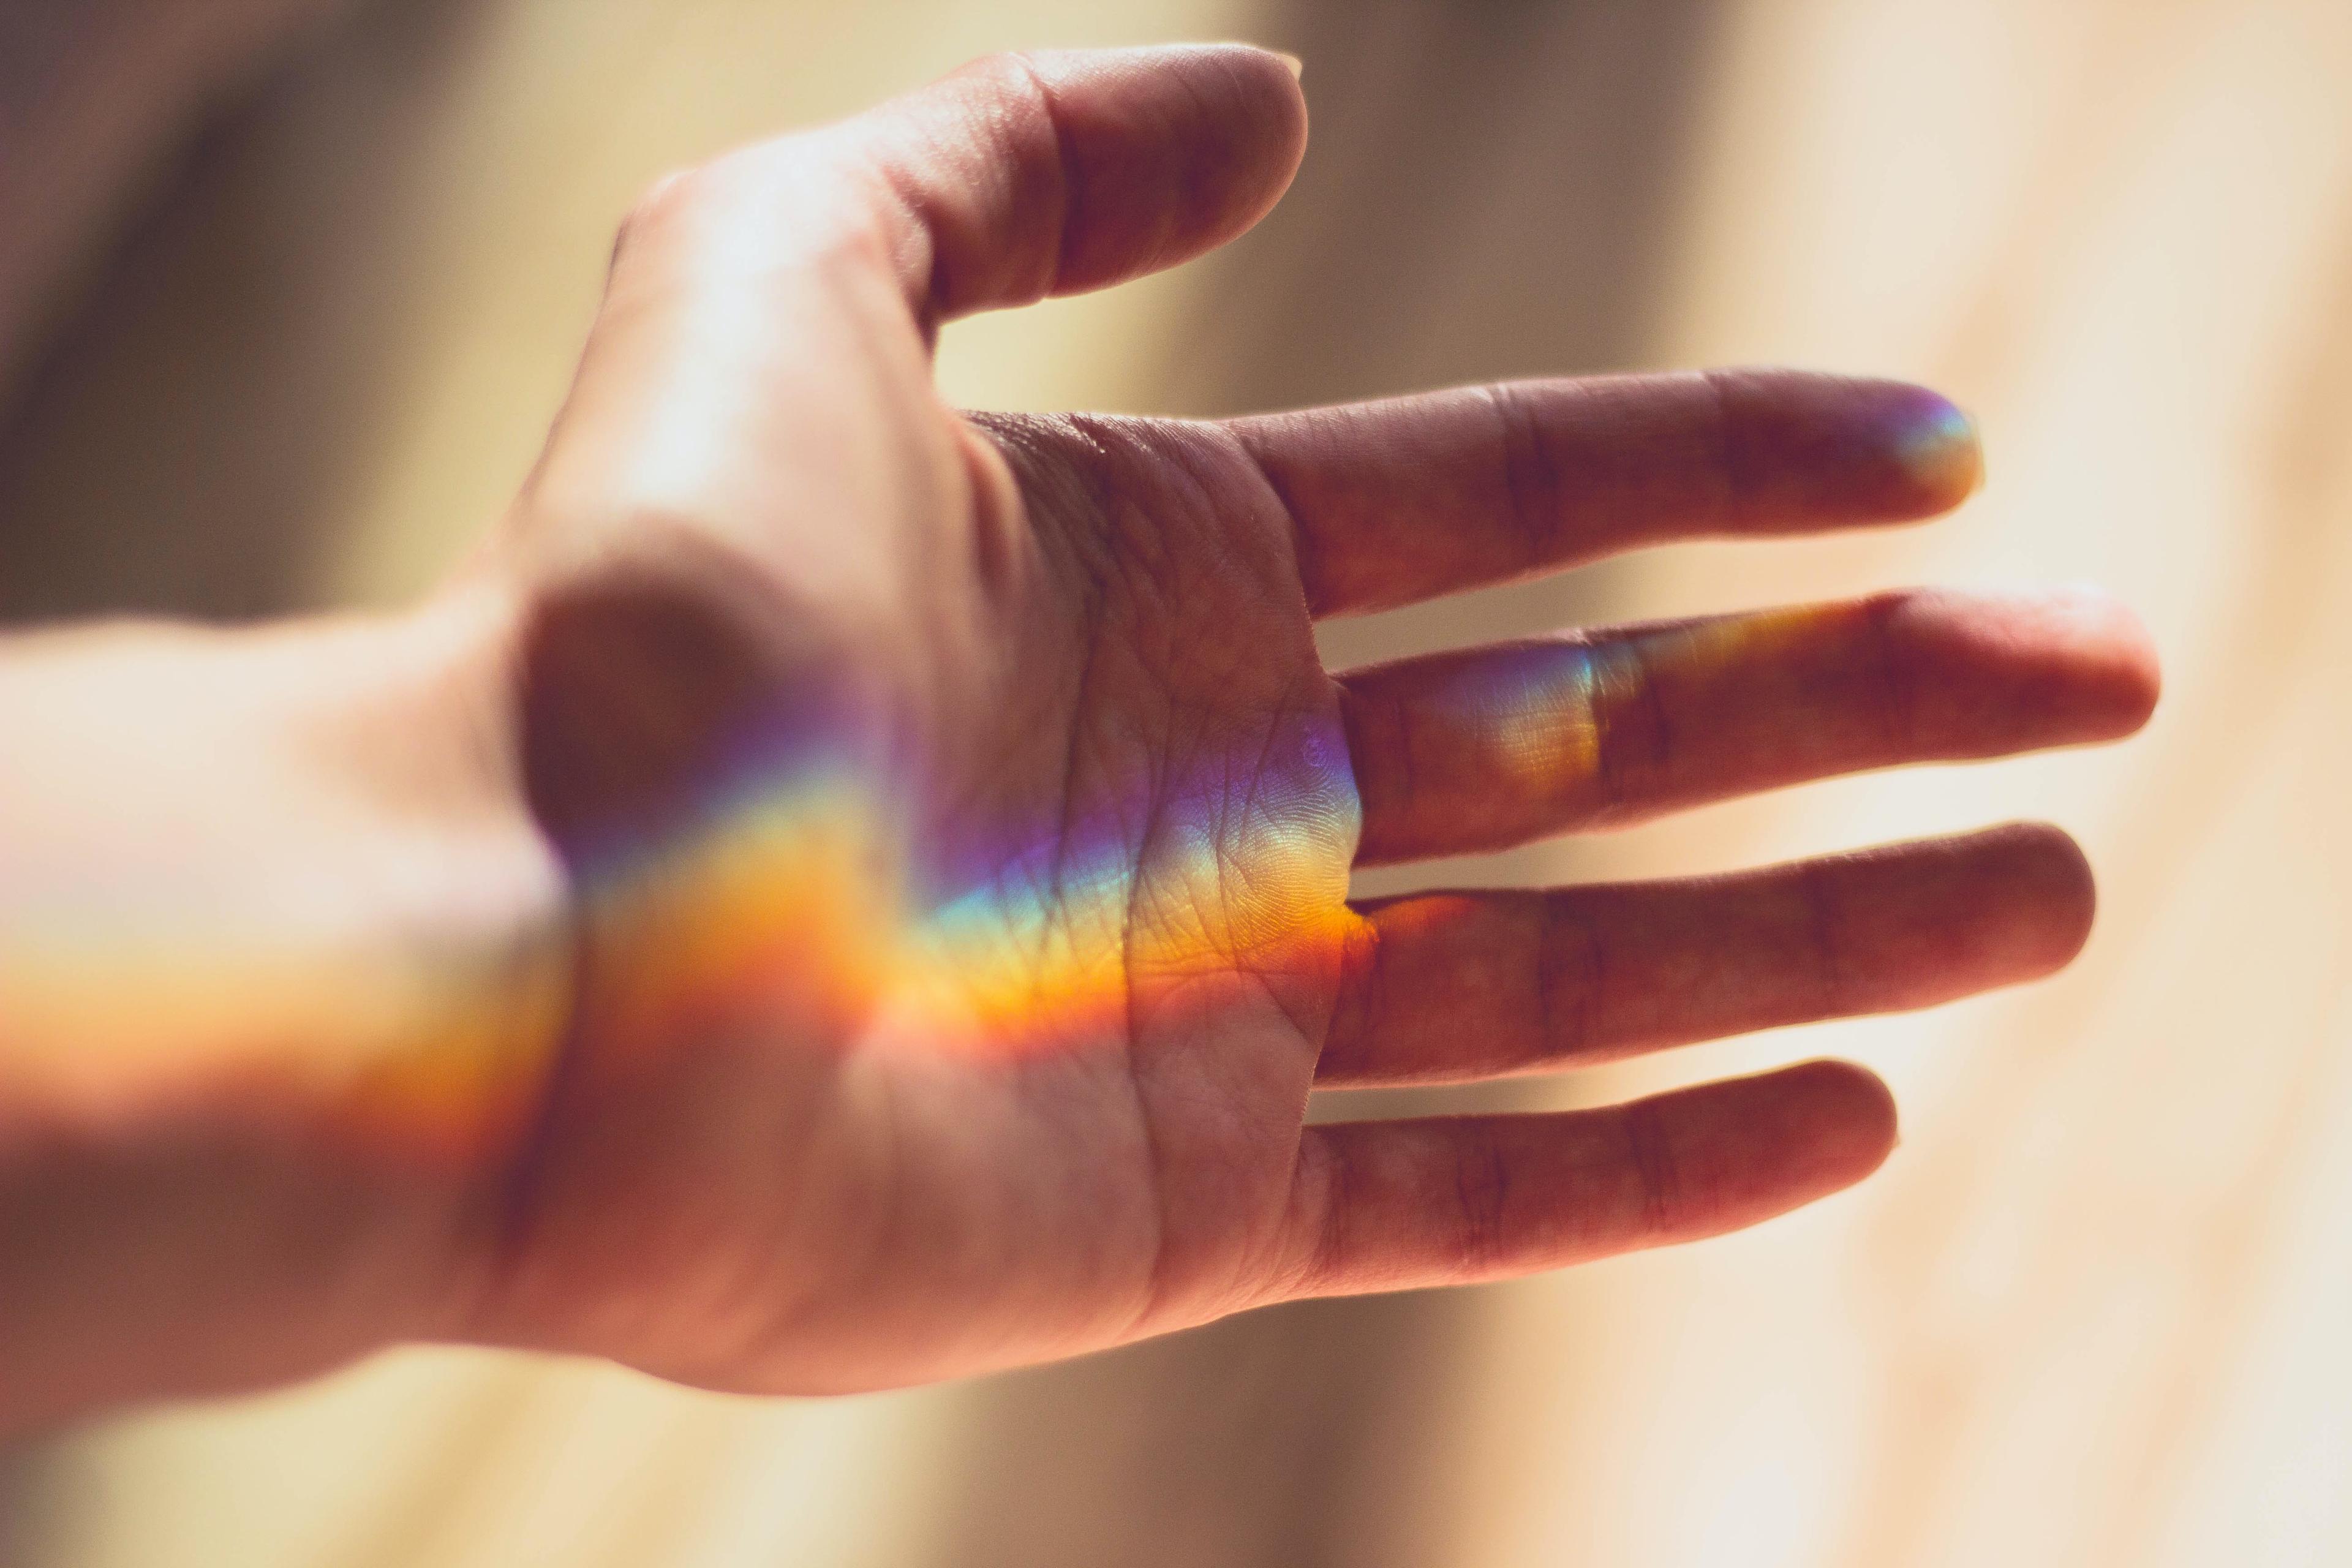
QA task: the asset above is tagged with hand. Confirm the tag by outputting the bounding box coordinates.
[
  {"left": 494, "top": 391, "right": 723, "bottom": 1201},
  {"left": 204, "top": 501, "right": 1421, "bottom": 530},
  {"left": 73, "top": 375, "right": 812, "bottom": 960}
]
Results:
[
  {"left": 0, "top": 45, "right": 2160, "bottom": 1428},
  {"left": 467, "top": 45, "right": 2157, "bottom": 1392}
]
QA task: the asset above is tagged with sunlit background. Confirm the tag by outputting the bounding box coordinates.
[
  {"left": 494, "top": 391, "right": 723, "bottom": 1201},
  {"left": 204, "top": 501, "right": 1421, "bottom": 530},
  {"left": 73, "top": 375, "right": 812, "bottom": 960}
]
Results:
[{"left": 4, "top": 1, "right": 2350, "bottom": 1564}]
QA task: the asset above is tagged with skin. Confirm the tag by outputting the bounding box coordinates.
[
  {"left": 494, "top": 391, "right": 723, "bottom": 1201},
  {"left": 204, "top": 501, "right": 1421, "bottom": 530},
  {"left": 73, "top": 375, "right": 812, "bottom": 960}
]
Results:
[{"left": 0, "top": 45, "right": 2159, "bottom": 1435}]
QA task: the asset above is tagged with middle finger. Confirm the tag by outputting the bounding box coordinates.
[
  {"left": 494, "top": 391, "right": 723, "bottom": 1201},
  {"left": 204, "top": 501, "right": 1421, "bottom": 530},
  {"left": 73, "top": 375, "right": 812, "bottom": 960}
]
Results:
[{"left": 1336, "top": 586, "right": 2157, "bottom": 866}]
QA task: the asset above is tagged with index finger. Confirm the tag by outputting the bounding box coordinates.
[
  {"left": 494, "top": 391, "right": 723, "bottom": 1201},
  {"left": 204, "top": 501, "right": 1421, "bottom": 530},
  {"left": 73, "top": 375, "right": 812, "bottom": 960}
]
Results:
[{"left": 1227, "top": 369, "right": 1983, "bottom": 618}]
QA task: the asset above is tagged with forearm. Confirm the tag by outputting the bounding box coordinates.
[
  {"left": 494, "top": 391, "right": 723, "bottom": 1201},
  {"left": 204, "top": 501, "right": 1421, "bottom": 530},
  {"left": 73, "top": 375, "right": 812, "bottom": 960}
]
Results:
[{"left": 0, "top": 592, "right": 564, "bottom": 1432}]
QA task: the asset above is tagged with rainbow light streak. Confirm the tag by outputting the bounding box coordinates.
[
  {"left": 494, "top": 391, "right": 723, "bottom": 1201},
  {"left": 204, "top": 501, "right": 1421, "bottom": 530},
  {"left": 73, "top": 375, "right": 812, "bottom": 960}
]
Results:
[
  {"left": 1886, "top": 394, "right": 1983, "bottom": 500},
  {"left": 888, "top": 712, "right": 1361, "bottom": 1055},
  {"left": 1427, "top": 638, "right": 1606, "bottom": 802},
  {"left": 1352, "top": 598, "right": 1890, "bottom": 853},
  {"left": 0, "top": 894, "right": 570, "bottom": 1163},
  {"left": 605, "top": 598, "right": 1890, "bottom": 1073},
  {"left": 573, "top": 712, "right": 1365, "bottom": 1073},
  {"left": 0, "top": 710, "right": 1364, "bottom": 1166},
  {"left": 0, "top": 712, "right": 1365, "bottom": 1158},
  {"left": 1, "top": 600, "right": 1915, "bottom": 1156}
]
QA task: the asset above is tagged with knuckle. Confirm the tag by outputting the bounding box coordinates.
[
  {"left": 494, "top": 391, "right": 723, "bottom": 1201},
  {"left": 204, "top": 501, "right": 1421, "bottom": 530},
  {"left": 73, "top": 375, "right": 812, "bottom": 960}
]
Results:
[
  {"left": 612, "top": 137, "right": 890, "bottom": 279},
  {"left": 1856, "top": 590, "right": 1923, "bottom": 754},
  {"left": 953, "top": 51, "right": 1067, "bottom": 151},
  {"left": 1532, "top": 894, "right": 1604, "bottom": 1065},
  {"left": 1449, "top": 1133, "right": 1517, "bottom": 1274},
  {"left": 1317, "top": 913, "right": 1387, "bottom": 1082},
  {"left": 1583, "top": 635, "right": 1674, "bottom": 819},
  {"left": 1692, "top": 367, "right": 1744, "bottom": 529},
  {"left": 1478, "top": 380, "right": 1566, "bottom": 570},
  {"left": 1278, "top": 1135, "right": 1355, "bottom": 1300},
  {"left": 611, "top": 165, "right": 706, "bottom": 263},
  {"left": 964, "top": 48, "right": 1047, "bottom": 100},
  {"left": 1618, "top": 1098, "right": 1685, "bottom": 1236}
]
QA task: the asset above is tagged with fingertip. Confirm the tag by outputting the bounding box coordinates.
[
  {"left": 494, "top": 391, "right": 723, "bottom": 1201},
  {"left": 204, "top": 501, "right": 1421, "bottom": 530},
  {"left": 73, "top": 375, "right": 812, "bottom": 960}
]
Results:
[
  {"left": 2077, "top": 592, "right": 2163, "bottom": 737},
  {"left": 1689, "top": 1059, "right": 1897, "bottom": 1226},
  {"left": 1200, "top": 41, "right": 1305, "bottom": 89},
  {"left": 1888, "top": 584, "right": 2162, "bottom": 753},
  {"left": 2015, "top": 586, "right": 2164, "bottom": 740},
  {"left": 1698, "top": 370, "right": 1989, "bottom": 531},
  {"left": 1969, "top": 820, "right": 2098, "bottom": 976},
  {"left": 1779, "top": 1059, "right": 1900, "bottom": 1181},
  {"left": 861, "top": 45, "right": 1313, "bottom": 319},
  {"left": 1022, "top": 43, "right": 1308, "bottom": 287},
  {"left": 1883, "top": 386, "right": 1983, "bottom": 516},
  {"left": 1202, "top": 43, "right": 1312, "bottom": 192}
]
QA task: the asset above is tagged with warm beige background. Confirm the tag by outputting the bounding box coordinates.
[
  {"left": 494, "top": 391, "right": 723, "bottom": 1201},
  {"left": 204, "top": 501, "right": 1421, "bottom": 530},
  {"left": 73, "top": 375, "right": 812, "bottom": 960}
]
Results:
[{"left": 3, "top": 1, "right": 2349, "bottom": 1564}]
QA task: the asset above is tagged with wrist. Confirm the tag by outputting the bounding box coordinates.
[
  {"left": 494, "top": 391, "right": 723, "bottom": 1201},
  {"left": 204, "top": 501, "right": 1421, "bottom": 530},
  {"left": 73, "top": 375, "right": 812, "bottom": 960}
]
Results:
[{"left": 0, "top": 588, "right": 570, "bottom": 1428}]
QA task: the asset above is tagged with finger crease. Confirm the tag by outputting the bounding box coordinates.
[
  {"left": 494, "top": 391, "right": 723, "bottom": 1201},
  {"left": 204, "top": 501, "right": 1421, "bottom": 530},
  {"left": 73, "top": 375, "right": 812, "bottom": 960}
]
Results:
[
  {"left": 1694, "top": 368, "right": 1743, "bottom": 532},
  {"left": 1006, "top": 51, "right": 1082, "bottom": 300},
  {"left": 1536, "top": 894, "right": 1604, "bottom": 1067},
  {"left": 1861, "top": 593, "right": 1920, "bottom": 756},
  {"left": 1479, "top": 380, "right": 1564, "bottom": 574},
  {"left": 1618, "top": 1097, "right": 1683, "bottom": 1238}
]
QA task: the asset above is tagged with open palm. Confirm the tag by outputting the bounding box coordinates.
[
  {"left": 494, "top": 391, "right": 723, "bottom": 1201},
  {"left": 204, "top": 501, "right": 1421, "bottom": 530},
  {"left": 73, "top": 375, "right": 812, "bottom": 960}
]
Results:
[{"left": 470, "top": 46, "right": 2156, "bottom": 1394}]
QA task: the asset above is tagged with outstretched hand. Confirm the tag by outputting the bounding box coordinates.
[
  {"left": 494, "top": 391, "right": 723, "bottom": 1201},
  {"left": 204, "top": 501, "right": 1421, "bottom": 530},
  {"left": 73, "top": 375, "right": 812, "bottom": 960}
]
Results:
[
  {"left": 0, "top": 45, "right": 2158, "bottom": 1427},
  {"left": 472, "top": 45, "right": 2156, "bottom": 1392}
]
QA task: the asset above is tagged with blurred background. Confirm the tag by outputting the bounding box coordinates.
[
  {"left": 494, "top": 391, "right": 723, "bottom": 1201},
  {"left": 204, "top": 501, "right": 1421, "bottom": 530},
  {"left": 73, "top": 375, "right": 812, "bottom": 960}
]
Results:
[{"left": 3, "top": 1, "right": 2349, "bottom": 1564}]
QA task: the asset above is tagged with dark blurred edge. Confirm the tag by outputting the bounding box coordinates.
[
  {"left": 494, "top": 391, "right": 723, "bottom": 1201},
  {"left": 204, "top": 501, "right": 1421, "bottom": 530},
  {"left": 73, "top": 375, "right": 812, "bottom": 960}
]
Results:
[{"left": 0, "top": 0, "right": 483, "bottom": 626}]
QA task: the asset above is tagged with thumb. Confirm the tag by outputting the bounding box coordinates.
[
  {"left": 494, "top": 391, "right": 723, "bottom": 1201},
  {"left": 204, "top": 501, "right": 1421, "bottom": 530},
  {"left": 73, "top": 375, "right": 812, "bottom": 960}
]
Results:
[
  {"left": 851, "top": 45, "right": 1310, "bottom": 326},
  {"left": 608, "top": 45, "right": 1310, "bottom": 337}
]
